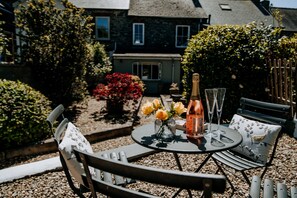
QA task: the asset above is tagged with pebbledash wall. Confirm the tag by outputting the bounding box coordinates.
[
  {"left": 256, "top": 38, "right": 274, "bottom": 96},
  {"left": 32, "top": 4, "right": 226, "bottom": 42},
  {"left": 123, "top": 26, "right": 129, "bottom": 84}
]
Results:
[
  {"left": 113, "top": 53, "right": 181, "bottom": 94},
  {"left": 103, "top": 16, "right": 203, "bottom": 94}
]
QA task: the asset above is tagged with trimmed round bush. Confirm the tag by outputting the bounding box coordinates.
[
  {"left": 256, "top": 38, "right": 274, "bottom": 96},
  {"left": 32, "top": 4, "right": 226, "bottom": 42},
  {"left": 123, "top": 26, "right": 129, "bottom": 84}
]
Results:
[
  {"left": 0, "top": 79, "right": 52, "bottom": 149},
  {"left": 182, "top": 22, "right": 281, "bottom": 118}
]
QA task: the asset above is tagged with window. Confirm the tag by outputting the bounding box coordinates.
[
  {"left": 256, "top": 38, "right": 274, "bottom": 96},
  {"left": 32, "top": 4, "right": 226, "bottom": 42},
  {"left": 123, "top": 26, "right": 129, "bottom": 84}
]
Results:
[
  {"left": 132, "top": 62, "right": 161, "bottom": 80},
  {"left": 96, "top": 17, "right": 110, "bottom": 40},
  {"left": 176, "top": 25, "right": 190, "bottom": 48},
  {"left": 133, "top": 23, "right": 144, "bottom": 45}
]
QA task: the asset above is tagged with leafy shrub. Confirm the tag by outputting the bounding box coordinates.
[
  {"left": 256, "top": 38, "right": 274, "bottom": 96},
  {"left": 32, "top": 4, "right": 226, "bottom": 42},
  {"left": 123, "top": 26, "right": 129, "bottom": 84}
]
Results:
[
  {"left": 0, "top": 19, "right": 10, "bottom": 62},
  {"left": 271, "top": 34, "right": 297, "bottom": 60},
  {"left": 15, "top": 0, "right": 93, "bottom": 106},
  {"left": 182, "top": 22, "right": 281, "bottom": 118},
  {"left": 0, "top": 79, "right": 52, "bottom": 149},
  {"left": 86, "top": 42, "right": 112, "bottom": 90},
  {"left": 93, "top": 73, "right": 144, "bottom": 113}
]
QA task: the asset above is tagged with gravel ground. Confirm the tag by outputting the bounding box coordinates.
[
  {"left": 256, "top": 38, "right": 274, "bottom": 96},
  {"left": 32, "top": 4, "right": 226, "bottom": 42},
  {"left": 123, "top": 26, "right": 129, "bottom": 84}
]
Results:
[{"left": 0, "top": 96, "right": 297, "bottom": 197}]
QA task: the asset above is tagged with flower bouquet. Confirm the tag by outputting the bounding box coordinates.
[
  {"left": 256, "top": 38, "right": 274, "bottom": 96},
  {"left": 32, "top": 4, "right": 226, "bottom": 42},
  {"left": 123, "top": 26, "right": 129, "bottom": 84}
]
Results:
[{"left": 141, "top": 99, "right": 186, "bottom": 139}]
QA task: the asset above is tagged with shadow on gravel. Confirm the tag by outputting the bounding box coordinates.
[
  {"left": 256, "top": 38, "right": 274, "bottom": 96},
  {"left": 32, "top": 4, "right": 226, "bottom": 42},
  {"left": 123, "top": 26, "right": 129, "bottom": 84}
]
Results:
[
  {"left": 91, "top": 109, "right": 133, "bottom": 124},
  {"left": 66, "top": 105, "right": 139, "bottom": 125}
]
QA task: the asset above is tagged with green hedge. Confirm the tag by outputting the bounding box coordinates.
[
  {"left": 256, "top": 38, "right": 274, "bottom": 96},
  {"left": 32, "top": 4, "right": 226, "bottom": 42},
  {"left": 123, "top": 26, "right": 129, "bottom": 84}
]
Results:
[
  {"left": 0, "top": 79, "right": 52, "bottom": 149},
  {"left": 182, "top": 22, "right": 282, "bottom": 119}
]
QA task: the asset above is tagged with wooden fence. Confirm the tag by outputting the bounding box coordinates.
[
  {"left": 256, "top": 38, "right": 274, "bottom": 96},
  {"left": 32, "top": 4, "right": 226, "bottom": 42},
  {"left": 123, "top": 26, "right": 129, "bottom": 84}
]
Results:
[{"left": 267, "top": 58, "right": 296, "bottom": 117}]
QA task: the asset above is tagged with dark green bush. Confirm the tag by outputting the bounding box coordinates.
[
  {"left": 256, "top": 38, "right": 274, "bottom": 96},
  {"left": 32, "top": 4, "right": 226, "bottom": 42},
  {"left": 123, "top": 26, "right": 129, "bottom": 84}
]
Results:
[
  {"left": 15, "top": 0, "right": 93, "bottom": 106},
  {"left": 271, "top": 34, "right": 297, "bottom": 60},
  {"left": 0, "top": 79, "right": 52, "bottom": 149},
  {"left": 86, "top": 42, "right": 112, "bottom": 90},
  {"left": 182, "top": 22, "right": 281, "bottom": 119}
]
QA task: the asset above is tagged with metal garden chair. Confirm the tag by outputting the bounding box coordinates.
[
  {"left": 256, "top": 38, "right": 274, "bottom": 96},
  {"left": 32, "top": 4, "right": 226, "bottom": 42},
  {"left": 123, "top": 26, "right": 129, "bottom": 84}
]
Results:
[{"left": 211, "top": 97, "right": 293, "bottom": 193}]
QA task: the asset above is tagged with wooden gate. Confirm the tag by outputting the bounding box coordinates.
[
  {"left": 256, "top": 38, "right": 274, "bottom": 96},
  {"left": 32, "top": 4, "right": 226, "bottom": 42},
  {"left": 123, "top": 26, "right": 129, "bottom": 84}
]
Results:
[{"left": 267, "top": 58, "right": 296, "bottom": 117}]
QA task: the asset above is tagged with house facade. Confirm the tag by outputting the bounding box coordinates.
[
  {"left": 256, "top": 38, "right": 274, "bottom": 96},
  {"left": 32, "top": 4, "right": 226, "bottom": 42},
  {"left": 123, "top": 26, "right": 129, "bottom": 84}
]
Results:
[
  {"left": 70, "top": 0, "right": 208, "bottom": 94},
  {"left": 9, "top": 0, "right": 289, "bottom": 94}
]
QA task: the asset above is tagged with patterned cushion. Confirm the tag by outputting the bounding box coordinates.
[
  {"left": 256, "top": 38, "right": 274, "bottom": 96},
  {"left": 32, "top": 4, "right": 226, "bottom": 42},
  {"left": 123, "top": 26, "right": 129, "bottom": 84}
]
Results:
[
  {"left": 229, "top": 114, "right": 281, "bottom": 164},
  {"left": 59, "top": 122, "right": 96, "bottom": 184}
]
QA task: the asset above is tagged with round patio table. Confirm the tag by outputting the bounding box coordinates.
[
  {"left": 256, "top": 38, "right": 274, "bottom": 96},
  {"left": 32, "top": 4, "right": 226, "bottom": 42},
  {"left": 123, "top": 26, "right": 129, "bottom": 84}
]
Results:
[
  {"left": 131, "top": 123, "right": 242, "bottom": 155},
  {"left": 131, "top": 123, "right": 242, "bottom": 197}
]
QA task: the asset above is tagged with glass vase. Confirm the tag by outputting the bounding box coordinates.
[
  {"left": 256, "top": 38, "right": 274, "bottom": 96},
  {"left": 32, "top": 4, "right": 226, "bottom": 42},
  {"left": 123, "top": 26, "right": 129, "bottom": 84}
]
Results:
[{"left": 154, "top": 118, "right": 176, "bottom": 139}]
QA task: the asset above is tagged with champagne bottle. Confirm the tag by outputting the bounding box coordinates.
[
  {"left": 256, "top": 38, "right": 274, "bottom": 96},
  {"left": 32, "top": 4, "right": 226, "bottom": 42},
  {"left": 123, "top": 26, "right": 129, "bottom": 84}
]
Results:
[{"left": 186, "top": 73, "right": 204, "bottom": 138}]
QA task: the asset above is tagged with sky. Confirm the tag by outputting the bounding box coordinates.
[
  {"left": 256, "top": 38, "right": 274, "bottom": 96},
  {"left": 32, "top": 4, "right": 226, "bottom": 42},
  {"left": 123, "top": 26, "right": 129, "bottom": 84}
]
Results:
[{"left": 269, "top": 0, "right": 297, "bottom": 8}]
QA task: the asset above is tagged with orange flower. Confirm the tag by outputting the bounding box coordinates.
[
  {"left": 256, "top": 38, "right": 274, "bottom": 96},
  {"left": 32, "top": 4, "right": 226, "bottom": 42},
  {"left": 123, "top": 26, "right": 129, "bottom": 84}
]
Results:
[
  {"left": 152, "top": 99, "right": 161, "bottom": 110},
  {"left": 141, "top": 101, "right": 154, "bottom": 115},
  {"left": 173, "top": 102, "right": 187, "bottom": 115},
  {"left": 155, "top": 109, "right": 169, "bottom": 121}
]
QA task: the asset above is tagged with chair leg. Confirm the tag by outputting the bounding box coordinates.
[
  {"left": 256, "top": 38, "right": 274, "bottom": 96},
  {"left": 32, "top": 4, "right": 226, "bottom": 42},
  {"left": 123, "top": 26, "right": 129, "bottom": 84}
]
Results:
[
  {"left": 212, "top": 157, "right": 235, "bottom": 196},
  {"left": 59, "top": 155, "right": 87, "bottom": 198},
  {"left": 260, "top": 166, "right": 268, "bottom": 179},
  {"left": 241, "top": 166, "right": 268, "bottom": 186},
  {"left": 241, "top": 171, "right": 251, "bottom": 186}
]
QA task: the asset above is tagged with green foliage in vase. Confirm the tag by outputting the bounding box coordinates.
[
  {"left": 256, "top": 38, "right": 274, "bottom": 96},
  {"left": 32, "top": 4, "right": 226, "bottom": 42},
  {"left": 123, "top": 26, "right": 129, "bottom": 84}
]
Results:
[
  {"left": 182, "top": 22, "right": 282, "bottom": 118},
  {"left": 0, "top": 79, "right": 52, "bottom": 150},
  {"left": 15, "top": 0, "right": 93, "bottom": 106}
]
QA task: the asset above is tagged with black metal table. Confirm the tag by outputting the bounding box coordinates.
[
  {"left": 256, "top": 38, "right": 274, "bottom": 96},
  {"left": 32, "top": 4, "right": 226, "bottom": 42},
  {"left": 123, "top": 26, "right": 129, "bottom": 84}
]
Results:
[{"left": 131, "top": 123, "right": 242, "bottom": 197}]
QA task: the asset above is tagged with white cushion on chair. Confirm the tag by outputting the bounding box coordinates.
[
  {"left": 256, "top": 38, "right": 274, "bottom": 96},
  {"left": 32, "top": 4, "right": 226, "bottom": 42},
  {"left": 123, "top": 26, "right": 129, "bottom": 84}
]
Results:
[
  {"left": 58, "top": 122, "right": 96, "bottom": 184},
  {"left": 229, "top": 114, "right": 281, "bottom": 164}
]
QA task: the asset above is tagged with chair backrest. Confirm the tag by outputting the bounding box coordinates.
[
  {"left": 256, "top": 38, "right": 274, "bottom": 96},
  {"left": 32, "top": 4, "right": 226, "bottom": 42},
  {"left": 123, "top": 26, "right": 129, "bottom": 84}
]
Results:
[
  {"left": 54, "top": 118, "right": 88, "bottom": 197},
  {"left": 46, "top": 104, "right": 65, "bottom": 136},
  {"left": 54, "top": 117, "right": 69, "bottom": 144},
  {"left": 74, "top": 148, "right": 227, "bottom": 198},
  {"left": 237, "top": 97, "right": 293, "bottom": 164},
  {"left": 46, "top": 104, "right": 89, "bottom": 197}
]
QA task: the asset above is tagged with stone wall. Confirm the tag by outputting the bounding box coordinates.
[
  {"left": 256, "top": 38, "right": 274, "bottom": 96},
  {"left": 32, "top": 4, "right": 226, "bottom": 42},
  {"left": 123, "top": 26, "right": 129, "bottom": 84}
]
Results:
[{"left": 88, "top": 9, "right": 206, "bottom": 54}]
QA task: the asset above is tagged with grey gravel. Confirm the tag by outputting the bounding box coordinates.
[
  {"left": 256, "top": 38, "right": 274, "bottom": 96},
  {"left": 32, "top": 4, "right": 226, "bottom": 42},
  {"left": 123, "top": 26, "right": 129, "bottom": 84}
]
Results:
[{"left": 0, "top": 96, "right": 296, "bottom": 197}]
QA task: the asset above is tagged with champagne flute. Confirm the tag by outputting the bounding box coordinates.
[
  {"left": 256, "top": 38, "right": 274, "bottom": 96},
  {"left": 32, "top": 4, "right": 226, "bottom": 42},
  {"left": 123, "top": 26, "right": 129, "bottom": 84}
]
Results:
[
  {"left": 205, "top": 89, "right": 217, "bottom": 135},
  {"left": 216, "top": 88, "right": 226, "bottom": 132}
]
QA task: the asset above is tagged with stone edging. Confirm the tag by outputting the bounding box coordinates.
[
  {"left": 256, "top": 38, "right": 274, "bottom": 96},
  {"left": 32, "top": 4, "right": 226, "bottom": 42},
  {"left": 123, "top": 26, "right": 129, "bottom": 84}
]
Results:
[
  {"left": 0, "top": 96, "right": 144, "bottom": 161},
  {"left": 0, "top": 126, "right": 133, "bottom": 161}
]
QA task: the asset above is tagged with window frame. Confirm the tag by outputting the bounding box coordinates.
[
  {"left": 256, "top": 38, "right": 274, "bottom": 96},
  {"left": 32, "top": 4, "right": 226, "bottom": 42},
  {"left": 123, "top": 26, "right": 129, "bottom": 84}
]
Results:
[
  {"left": 175, "top": 25, "right": 190, "bottom": 48},
  {"left": 133, "top": 23, "right": 145, "bottom": 45},
  {"left": 95, "top": 16, "right": 110, "bottom": 40},
  {"left": 132, "top": 62, "right": 161, "bottom": 80}
]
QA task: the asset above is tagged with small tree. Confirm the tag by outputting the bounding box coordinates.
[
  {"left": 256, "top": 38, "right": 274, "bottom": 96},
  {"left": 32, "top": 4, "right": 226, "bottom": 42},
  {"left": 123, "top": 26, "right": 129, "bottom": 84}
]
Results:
[
  {"left": 182, "top": 22, "right": 281, "bottom": 118},
  {"left": 15, "top": 0, "right": 93, "bottom": 106},
  {"left": 86, "top": 42, "right": 112, "bottom": 90},
  {"left": 93, "top": 73, "right": 144, "bottom": 114},
  {"left": 0, "top": 17, "right": 10, "bottom": 62}
]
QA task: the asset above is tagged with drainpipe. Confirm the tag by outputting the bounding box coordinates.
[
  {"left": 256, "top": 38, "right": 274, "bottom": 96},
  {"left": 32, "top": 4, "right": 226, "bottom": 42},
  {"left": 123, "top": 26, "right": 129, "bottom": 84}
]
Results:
[
  {"left": 110, "top": 41, "right": 117, "bottom": 72},
  {"left": 171, "top": 58, "right": 175, "bottom": 84}
]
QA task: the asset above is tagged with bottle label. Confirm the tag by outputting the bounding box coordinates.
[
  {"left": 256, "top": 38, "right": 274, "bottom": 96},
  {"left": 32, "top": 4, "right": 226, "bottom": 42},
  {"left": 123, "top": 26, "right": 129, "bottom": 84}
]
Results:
[{"left": 186, "top": 115, "right": 204, "bottom": 137}]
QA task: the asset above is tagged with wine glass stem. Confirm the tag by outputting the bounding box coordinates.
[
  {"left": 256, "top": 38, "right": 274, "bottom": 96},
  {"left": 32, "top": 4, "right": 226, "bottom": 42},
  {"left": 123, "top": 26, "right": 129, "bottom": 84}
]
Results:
[
  {"left": 217, "top": 116, "right": 221, "bottom": 126},
  {"left": 208, "top": 113, "right": 213, "bottom": 132},
  {"left": 217, "top": 110, "right": 222, "bottom": 127}
]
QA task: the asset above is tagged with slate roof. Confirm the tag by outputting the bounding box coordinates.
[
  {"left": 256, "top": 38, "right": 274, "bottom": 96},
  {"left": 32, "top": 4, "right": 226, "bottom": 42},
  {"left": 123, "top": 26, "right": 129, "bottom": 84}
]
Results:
[
  {"left": 128, "top": 0, "right": 208, "bottom": 19},
  {"left": 271, "top": 7, "right": 297, "bottom": 32},
  {"left": 199, "top": 0, "right": 274, "bottom": 26},
  {"left": 69, "top": 0, "right": 130, "bottom": 10}
]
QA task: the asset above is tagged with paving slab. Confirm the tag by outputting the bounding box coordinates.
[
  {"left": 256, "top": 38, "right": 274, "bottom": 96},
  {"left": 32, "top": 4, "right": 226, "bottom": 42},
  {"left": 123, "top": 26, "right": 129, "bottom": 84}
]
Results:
[{"left": 0, "top": 157, "right": 62, "bottom": 184}]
